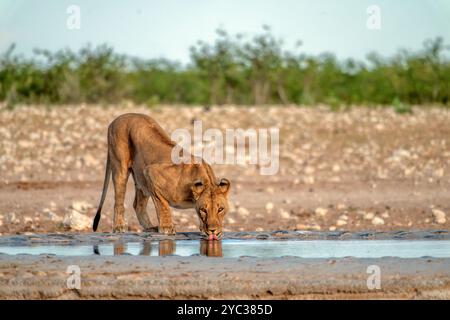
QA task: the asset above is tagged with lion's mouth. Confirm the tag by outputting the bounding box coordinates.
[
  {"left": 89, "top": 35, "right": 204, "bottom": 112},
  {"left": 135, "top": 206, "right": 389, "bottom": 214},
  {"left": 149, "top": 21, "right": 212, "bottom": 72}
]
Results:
[{"left": 205, "top": 232, "right": 222, "bottom": 241}]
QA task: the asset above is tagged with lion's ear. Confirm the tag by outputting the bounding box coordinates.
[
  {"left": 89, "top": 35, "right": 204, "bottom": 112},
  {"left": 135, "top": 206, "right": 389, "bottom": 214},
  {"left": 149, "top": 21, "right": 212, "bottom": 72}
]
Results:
[
  {"left": 217, "top": 178, "right": 231, "bottom": 196},
  {"left": 191, "top": 180, "right": 205, "bottom": 200}
]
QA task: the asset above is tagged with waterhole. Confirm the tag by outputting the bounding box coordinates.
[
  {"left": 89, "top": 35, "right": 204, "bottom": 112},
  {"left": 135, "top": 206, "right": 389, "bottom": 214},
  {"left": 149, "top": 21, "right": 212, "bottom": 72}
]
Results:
[{"left": 1, "top": 239, "right": 450, "bottom": 258}]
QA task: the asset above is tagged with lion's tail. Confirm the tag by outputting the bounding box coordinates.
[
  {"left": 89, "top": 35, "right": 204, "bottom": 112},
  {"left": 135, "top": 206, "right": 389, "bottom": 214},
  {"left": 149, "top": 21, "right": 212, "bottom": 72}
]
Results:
[{"left": 93, "top": 154, "right": 111, "bottom": 232}]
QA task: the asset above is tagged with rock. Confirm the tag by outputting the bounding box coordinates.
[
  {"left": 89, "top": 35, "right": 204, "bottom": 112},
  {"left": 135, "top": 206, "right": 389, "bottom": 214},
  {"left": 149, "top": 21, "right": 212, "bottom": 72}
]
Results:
[
  {"left": 332, "top": 164, "right": 341, "bottom": 172},
  {"left": 6, "top": 212, "right": 19, "bottom": 224},
  {"left": 24, "top": 217, "right": 33, "bottom": 224},
  {"left": 295, "top": 224, "right": 321, "bottom": 231},
  {"left": 43, "top": 209, "right": 62, "bottom": 222},
  {"left": 432, "top": 209, "right": 446, "bottom": 224},
  {"left": 278, "top": 209, "right": 290, "bottom": 219},
  {"left": 336, "top": 219, "right": 347, "bottom": 226},
  {"left": 329, "top": 226, "right": 336, "bottom": 231},
  {"left": 265, "top": 187, "right": 275, "bottom": 194},
  {"left": 63, "top": 210, "right": 92, "bottom": 231},
  {"left": 81, "top": 154, "right": 99, "bottom": 167},
  {"left": 304, "top": 166, "right": 315, "bottom": 174},
  {"left": 315, "top": 207, "right": 328, "bottom": 217},
  {"left": 303, "top": 176, "right": 315, "bottom": 184},
  {"left": 371, "top": 216, "right": 385, "bottom": 225},
  {"left": 381, "top": 211, "right": 390, "bottom": 218},
  {"left": 363, "top": 212, "right": 375, "bottom": 220},
  {"left": 226, "top": 216, "right": 236, "bottom": 224},
  {"left": 237, "top": 207, "right": 250, "bottom": 217},
  {"left": 70, "top": 201, "right": 93, "bottom": 213},
  {"left": 265, "top": 202, "right": 274, "bottom": 212}
]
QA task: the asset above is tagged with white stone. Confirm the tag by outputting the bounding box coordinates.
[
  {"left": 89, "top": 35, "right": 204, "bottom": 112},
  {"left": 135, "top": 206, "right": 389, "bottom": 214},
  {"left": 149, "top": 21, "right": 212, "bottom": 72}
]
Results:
[
  {"left": 371, "top": 216, "right": 385, "bottom": 225},
  {"left": 315, "top": 207, "right": 328, "bottom": 217},
  {"left": 237, "top": 207, "right": 250, "bottom": 217},
  {"left": 278, "top": 209, "right": 290, "bottom": 219},
  {"left": 265, "top": 202, "right": 274, "bottom": 212},
  {"left": 24, "top": 217, "right": 33, "bottom": 224},
  {"left": 363, "top": 212, "right": 375, "bottom": 220},
  {"left": 432, "top": 209, "right": 446, "bottom": 224},
  {"left": 70, "top": 201, "right": 93, "bottom": 213},
  {"left": 381, "top": 211, "right": 390, "bottom": 219},
  {"left": 226, "top": 216, "right": 236, "bottom": 224},
  {"left": 63, "top": 210, "right": 92, "bottom": 231}
]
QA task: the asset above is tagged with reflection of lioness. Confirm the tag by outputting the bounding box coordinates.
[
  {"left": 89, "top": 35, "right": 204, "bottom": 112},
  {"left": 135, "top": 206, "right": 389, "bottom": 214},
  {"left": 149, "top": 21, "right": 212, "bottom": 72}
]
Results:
[{"left": 93, "top": 113, "right": 231, "bottom": 239}]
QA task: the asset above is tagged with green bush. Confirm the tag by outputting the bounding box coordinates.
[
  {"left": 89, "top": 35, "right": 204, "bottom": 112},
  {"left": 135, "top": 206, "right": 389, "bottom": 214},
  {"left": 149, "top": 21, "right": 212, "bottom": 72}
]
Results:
[{"left": 0, "top": 28, "right": 449, "bottom": 107}]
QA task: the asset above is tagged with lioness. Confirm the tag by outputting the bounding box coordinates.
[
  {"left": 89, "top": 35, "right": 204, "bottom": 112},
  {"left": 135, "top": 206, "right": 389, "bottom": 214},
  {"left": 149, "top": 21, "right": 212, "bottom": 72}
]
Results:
[{"left": 92, "top": 113, "right": 231, "bottom": 239}]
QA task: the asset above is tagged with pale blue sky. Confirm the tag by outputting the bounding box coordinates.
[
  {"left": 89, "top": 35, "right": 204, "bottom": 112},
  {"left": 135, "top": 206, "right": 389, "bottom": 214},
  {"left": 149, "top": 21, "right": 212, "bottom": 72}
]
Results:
[{"left": 1, "top": 0, "right": 449, "bottom": 63}]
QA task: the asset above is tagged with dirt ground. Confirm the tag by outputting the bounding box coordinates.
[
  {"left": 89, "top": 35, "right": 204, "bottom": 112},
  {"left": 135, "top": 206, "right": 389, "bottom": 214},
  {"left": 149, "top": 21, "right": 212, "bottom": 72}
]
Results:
[
  {"left": 2, "top": 254, "right": 450, "bottom": 299},
  {"left": 0, "top": 104, "right": 449, "bottom": 235},
  {"left": 0, "top": 231, "right": 448, "bottom": 300}
]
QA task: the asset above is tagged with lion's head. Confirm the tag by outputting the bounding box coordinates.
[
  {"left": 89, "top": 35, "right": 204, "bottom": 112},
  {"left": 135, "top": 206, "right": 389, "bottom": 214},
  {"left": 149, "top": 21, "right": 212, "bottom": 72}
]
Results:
[{"left": 191, "top": 178, "right": 231, "bottom": 240}]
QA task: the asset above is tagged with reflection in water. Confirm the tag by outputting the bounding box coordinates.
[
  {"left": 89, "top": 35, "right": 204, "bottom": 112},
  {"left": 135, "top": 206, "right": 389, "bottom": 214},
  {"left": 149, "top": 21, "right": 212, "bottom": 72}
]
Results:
[
  {"left": 7, "top": 239, "right": 450, "bottom": 258},
  {"left": 93, "top": 240, "right": 223, "bottom": 257},
  {"left": 140, "top": 241, "right": 152, "bottom": 256},
  {"left": 200, "top": 240, "right": 223, "bottom": 257},
  {"left": 114, "top": 241, "right": 126, "bottom": 255},
  {"left": 159, "top": 240, "right": 176, "bottom": 256}
]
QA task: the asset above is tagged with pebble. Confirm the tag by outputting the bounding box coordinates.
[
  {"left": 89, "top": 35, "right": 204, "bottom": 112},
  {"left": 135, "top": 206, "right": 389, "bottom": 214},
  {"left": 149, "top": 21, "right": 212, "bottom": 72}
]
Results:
[
  {"left": 226, "top": 217, "right": 236, "bottom": 224},
  {"left": 315, "top": 207, "right": 328, "bottom": 217},
  {"left": 63, "top": 210, "right": 92, "bottom": 231},
  {"left": 44, "top": 209, "right": 62, "bottom": 222},
  {"left": 278, "top": 209, "right": 290, "bottom": 219},
  {"left": 70, "top": 201, "right": 93, "bottom": 213},
  {"left": 363, "top": 212, "right": 375, "bottom": 220},
  {"left": 371, "top": 216, "right": 385, "bottom": 225},
  {"left": 237, "top": 207, "right": 250, "bottom": 217},
  {"left": 381, "top": 211, "right": 390, "bottom": 219},
  {"left": 6, "top": 212, "right": 20, "bottom": 224},
  {"left": 265, "top": 187, "right": 275, "bottom": 194},
  {"left": 265, "top": 202, "right": 274, "bottom": 212},
  {"left": 432, "top": 209, "right": 446, "bottom": 224}
]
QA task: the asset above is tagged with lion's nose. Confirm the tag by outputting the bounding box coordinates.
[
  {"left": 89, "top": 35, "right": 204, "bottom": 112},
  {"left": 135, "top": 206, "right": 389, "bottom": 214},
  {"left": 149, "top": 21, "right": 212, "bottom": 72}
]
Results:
[{"left": 208, "top": 228, "right": 217, "bottom": 234}]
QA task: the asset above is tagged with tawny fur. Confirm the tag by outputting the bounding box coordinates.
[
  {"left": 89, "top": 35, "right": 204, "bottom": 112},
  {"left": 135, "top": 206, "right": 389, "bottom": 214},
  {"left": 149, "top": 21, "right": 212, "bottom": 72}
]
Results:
[{"left": 93, "top": 113, "right": 231, "bottom": 236}]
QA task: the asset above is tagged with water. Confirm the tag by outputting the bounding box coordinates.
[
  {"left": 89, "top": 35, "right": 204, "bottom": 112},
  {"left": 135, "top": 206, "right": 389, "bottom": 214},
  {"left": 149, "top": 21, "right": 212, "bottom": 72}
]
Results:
[{"left": 1, "top": 239, "right": 450, "bottom": 258}]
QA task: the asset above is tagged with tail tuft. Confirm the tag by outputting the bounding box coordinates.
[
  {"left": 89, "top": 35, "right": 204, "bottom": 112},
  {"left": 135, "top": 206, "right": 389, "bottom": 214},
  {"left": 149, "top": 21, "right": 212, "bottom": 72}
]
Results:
[
  {"left": 93, "top": 155, "right": 111, "bottom": 232},
  {"left": 93, "top": 209, "right": 101, "bottom": 231}
]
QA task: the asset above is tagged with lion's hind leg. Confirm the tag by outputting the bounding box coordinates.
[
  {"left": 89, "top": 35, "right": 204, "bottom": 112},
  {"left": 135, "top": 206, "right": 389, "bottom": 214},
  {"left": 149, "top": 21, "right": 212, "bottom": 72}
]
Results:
[
  {"left": 111, "top": 164, "right": 129, "bottom": 233},
  {"left": 133, "top": 187, "right": 158, "bottom": 232}
]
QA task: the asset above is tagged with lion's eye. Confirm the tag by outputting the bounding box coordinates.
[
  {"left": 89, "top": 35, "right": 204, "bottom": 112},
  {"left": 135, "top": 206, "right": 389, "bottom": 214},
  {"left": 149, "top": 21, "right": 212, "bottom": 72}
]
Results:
[
  {"left": 218, "top": 207, "right": 224, "bottom": 213},
  {"left": 200, "top": 208, "right": 207, "bottom": 216}
]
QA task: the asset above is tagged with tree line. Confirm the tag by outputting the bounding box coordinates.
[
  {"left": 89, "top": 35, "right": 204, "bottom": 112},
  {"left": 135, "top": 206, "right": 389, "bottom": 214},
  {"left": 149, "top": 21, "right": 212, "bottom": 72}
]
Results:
[{"left": 1, "top": 26, "right": 449, "bottom": 108}]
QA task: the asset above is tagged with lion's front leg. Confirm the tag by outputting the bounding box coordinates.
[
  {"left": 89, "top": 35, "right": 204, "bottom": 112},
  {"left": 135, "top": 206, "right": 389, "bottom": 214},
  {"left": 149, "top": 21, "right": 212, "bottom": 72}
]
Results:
[{"left": 151, "top": 194, "right": 176, "bottom": 235}]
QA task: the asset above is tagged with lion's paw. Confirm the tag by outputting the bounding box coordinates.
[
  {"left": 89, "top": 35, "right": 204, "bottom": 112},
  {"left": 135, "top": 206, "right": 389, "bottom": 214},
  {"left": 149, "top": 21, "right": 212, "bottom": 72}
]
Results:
[
  {"left": 113, "top": 224, "right": 128, "bottom": 233},
  {"left": 158, "top": 225, "right": 176, "bottom": 235}
]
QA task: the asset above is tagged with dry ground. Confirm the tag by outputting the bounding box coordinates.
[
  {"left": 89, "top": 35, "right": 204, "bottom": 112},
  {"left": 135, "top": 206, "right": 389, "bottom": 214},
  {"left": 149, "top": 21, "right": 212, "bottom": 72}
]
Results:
[{"left": 0, "top": 104, "right": 449, "bottom": 235}]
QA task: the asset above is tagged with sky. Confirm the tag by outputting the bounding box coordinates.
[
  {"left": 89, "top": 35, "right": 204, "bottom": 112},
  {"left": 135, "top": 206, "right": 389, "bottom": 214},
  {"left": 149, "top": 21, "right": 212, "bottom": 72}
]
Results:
[{"left": 1, "top": 0, "right": 450, "bottom": 63}]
